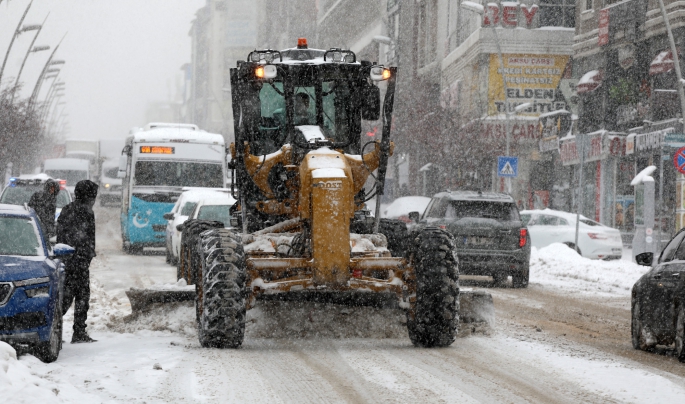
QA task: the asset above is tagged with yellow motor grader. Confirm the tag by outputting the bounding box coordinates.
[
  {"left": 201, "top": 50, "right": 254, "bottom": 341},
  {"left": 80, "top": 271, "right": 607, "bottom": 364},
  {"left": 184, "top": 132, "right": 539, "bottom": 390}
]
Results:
[{"left": 175, "top": 40, "right": 463, "bottom": 348}]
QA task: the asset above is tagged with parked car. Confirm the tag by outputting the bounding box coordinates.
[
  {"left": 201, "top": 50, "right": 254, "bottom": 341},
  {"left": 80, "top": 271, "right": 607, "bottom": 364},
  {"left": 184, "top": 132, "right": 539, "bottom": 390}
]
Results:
[
  {"left": 631, "top": 230, "right": 685, "bottom": 362},
  {"left": 0, "top": 204, "right": 74, "bottom": 362},
  {"left": 163, "top": 188, "right": 230, "bottom": 265},
  {"left": 382, "top": 196, "right": 431, "bottom": 223},
  {"left": 520, "top": 208, "right": 623, "bottom": 259},
  {"left": 99, "top": 160, "right": 122, "bottom": 206},
  {"left": 415, "top": 190, "right": 530, "bottom": 287},
  {"left": 0, "top": 174, "right": 72, "bottom": 224}
]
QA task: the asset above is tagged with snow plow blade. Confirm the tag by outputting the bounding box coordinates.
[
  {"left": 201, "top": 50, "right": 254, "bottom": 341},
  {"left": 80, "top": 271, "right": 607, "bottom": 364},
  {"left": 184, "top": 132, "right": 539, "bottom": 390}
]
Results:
[{"left": 125, "top": 280, "right": 195, "bottom": 314}]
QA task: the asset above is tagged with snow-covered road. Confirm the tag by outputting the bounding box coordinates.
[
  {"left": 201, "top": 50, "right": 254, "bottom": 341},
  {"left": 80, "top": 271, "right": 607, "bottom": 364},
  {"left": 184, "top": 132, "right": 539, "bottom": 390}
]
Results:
[{"left": 3, "top": 206, "right": 685, "bottom": 403}]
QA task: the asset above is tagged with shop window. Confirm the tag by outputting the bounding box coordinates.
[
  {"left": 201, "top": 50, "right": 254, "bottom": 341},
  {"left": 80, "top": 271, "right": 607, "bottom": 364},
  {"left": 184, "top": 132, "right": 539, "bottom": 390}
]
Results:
[
  {"left": 539, "top": 0, "right": 576, "bottom": 28},
  {"left": 586, "top": 0, "right": 592, "bottom": 10}
]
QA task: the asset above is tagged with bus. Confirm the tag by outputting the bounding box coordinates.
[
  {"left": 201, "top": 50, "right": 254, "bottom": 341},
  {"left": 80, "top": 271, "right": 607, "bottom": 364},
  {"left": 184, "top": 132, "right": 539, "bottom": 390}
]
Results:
[{"left": 118, "top": 123, "right": 227, "bottom": 253}]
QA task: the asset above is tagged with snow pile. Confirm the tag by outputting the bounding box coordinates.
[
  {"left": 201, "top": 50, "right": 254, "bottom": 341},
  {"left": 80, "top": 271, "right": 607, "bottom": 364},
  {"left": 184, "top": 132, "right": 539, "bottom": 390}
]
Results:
[
  {"left": 530, "top": 243, "right": 648, "bottom": 297},
  {"left": 109, "top": 302, "right": 197, "bottom": 336},
  {"left": 62, "top": 278, "right": 128, "bottom": 334},
  {"left": 0, "top": 342, "right": 93, "bottom": 403},
  {"left": 139, "top": 278, "right": 195, "bottom": 292},
  {"left": 247, "top": 301, "right": 408, "bottom": 339}
]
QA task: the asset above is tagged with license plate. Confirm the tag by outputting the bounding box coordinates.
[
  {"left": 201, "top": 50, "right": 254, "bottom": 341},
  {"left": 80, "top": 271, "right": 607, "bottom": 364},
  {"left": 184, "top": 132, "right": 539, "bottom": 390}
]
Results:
[
  {"left": 466, "top": 236, "right": 492, "bottom": 246},
  {"left": 612, "top": 248, "right": 622, "bottom": 254}
]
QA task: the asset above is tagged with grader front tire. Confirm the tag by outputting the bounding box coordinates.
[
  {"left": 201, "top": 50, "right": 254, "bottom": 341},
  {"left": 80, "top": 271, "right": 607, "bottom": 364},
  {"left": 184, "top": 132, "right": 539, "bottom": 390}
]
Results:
[
  {"left": 196, "top": 228, "right": 247, "bottom": 349},
  {"left": 407, "top": 227, "right": 460, "bottom": 348}
]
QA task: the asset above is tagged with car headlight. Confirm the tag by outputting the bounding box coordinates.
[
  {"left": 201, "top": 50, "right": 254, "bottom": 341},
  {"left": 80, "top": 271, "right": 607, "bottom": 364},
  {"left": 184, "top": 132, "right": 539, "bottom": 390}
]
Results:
[
  {"left": 25, "top": 286, "right": 50, "bottom": 298},
  {"left": 104, "top": 183, "right": 111, "bottom": 189},
  {"left": 14, "top": 277, "right": 49, "bottom": 287}
]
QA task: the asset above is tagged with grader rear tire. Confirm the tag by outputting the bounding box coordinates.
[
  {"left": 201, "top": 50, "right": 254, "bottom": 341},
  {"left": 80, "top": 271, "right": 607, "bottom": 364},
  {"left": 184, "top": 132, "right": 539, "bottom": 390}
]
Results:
[
  {"left": 196, "top": 228, "right": 246, "bottom": 349},
  {"left": 407, "top": 227, "right": 460, "bottom": 348}
]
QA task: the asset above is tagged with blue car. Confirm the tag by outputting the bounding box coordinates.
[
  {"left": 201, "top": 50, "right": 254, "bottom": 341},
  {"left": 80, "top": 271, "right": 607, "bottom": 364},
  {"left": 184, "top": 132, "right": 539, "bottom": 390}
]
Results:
[{"left": 0, "top": 204, "right": 74, "bottom": 362}]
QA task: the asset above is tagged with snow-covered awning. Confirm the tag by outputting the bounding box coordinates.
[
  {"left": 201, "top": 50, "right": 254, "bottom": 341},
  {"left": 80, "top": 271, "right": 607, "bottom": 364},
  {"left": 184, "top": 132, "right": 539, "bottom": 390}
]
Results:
[
  {"left": 577, "top": 70, "right": 602, "bottom": 94},
  {"left": 649, "top": 50, "right": 675, "bottom": 75}
]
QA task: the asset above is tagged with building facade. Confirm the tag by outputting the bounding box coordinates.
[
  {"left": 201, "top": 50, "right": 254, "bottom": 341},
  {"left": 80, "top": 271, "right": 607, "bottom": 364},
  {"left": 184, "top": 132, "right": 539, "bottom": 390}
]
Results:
[{"left": 570, "top": 0, "right": 685, "bottom": 243}]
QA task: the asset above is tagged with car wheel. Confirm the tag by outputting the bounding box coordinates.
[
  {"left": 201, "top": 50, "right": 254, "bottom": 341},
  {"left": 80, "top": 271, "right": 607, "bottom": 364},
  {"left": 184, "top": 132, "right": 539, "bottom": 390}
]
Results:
[
  {"left": 492, "top": 274, "right": 508, "bottom": 287},
  {"left": 631, "top": 300, "right": 651, "bottom": 351},
  {"left": 512, "top": 265, "right": 529, "bottom": 288},
  {"left": 34, "top": 299, "right": 63, "bottom": 363},
  {"left": 564, "top": 243, "right": 581, "bottom": 256},
  {"left": 676, "top": 305, "right": 685, "bottom": 363}
]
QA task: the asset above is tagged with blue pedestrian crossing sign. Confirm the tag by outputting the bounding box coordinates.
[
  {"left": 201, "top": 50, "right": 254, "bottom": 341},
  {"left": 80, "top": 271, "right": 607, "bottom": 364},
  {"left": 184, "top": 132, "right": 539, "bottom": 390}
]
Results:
[{"left": 498, "top": 156, "right": 518, "bottom": 178}]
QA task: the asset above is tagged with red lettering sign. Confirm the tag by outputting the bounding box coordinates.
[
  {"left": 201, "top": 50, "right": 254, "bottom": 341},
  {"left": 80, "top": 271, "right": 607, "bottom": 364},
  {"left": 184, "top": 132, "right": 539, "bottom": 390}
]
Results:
[
  {"left": 502, "top": 5, "right": 517, "bottom": 27},
  {"left": 483, "top": 5, "right": 500, "bottom": 25},
  {"left": 598, "top": 9, "right": 609, "bottom": 46},
  {"left": 482, "top": 4, "right": 537, "bottom": 28},
  {"left": 521, "top": 4, "right": 538, "bottom": 26}
]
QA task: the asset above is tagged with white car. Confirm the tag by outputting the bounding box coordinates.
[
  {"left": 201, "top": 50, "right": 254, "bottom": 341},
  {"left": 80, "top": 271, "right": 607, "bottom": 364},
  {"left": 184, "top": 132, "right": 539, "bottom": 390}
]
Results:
[
  {"left": 188, "top": 194, "right": 237, "bottom": 227},
  {"left": 382, "top": 196, "right": 432, "bottom": 223},
  {"left": 520, "top": 208, "right": 623, "bottom": 260},
  {"left": 163, "top": 188, "right": 230, "bottom": 265}
]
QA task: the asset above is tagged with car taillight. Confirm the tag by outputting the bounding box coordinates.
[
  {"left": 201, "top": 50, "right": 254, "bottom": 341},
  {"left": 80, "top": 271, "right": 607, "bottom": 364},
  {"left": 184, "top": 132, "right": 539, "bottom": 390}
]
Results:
[
  {"left": 587, "top": 233, "right": 607, "bottom": 240},
  {"left": 519, "top": 228, "right": 527, "bottom": 248},
  {"left": 58, "top": 180, "right": 67, "bottom": 190}
]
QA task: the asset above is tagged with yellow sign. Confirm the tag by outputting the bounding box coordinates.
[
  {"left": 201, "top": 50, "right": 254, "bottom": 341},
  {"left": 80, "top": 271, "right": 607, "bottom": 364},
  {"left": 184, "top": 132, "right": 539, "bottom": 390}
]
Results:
[
  {"left": 488, "top": 54, "right": 570, "bottom": 116},
  {"left": 140, "top": 146, "right": 175, "bottom": 154}
]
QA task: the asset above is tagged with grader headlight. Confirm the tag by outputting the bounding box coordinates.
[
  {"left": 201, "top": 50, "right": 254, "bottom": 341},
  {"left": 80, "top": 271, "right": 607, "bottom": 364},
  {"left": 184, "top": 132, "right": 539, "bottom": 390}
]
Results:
[
  {"left": 255, "top": 65, "right": 277, "bottom": 79},
  {"left": 370, "top": 66, "right": 391, "bottom": 81}
]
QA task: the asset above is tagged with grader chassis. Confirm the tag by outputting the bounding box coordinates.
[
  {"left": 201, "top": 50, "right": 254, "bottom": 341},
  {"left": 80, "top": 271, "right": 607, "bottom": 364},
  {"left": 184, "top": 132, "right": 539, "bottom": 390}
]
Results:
[{"left": 164, "top": 40, "right": 479, "bottom": 348}]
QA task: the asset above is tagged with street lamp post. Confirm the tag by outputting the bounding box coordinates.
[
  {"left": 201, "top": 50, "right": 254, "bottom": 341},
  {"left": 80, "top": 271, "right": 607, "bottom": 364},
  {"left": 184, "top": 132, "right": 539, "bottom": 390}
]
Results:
[
  {"left": 14, "top": 13, "right": 49, "bottom": 90},
  {"left": 461, "top": 1, "right": 514, "bottom": 193},
  {"left": 0, "top": 1, "right": 35, "bottom": 85}
]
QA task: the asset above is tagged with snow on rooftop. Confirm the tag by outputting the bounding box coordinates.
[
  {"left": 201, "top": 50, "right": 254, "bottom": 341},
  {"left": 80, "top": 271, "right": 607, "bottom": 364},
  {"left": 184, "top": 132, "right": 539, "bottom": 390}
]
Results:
[
  {"left": 43, "top": 158, "right": 90, "bottom": 170},
  {"left": 132, "top": 127, "right": 224, "bottom": 145}
]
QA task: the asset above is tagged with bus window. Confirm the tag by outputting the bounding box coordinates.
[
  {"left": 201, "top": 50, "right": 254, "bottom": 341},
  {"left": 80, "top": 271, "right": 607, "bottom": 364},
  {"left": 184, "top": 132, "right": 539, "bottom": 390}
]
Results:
[{"left": 134, "top": 161, "right": 223, "bottom": 188}]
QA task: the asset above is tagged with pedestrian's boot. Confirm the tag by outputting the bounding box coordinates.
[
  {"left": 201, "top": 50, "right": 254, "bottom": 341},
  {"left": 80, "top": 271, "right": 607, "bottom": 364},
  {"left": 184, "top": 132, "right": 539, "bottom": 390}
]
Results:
[{"left": 71, "top": 332, "right": 96, "bottom": 343}]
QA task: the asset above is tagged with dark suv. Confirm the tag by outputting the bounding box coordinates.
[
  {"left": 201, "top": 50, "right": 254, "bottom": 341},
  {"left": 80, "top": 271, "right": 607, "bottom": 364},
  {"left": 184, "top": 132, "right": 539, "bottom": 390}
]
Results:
[{"left": 414, "top": 191, "right": 530, "bottom": 287}]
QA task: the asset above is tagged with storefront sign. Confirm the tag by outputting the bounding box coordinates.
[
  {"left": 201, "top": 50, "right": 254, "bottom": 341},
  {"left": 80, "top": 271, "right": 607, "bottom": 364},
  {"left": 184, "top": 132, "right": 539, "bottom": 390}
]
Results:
[
  {"left": 481, "top": 121, "right": 539, "bottom": 142},
  {"left": 488, "top": 54, "right": 570, "bottom": 116},
  {"left": 626, "top": 134, "right": 635, "bottom": 155},
  {"left": 539, "top": 135, "right": 559, "bottom": 153},
  {"left": 482, "top": 4, "right": 538, "bottom": 28},
  {"left": 618, "top": 45, "right": 635, "bottom": 70},
  {"left": 599, "top": 9, "right": 609, "bottom": 46},
  {"left": 665, "top": 133, "right": 685, "bottom": 148},
  {"left": 627, "top": 128, "right": 676, "bottom": 155},
  {"left": 559, "top": 132, "right": 607, "bottom": 166}
]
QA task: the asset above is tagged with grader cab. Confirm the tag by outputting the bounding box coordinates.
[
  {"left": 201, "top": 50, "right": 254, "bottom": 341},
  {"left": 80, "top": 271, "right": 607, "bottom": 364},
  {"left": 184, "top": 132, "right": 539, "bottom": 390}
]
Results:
[{"left": 179, "top": 39, "right": 462, "bottom": 348}]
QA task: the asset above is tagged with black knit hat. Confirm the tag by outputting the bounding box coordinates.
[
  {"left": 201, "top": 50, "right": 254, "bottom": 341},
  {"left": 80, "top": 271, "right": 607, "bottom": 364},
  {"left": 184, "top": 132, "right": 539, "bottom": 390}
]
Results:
[{"left": 74, "top": 180, "right": 98, "bottom": 200}]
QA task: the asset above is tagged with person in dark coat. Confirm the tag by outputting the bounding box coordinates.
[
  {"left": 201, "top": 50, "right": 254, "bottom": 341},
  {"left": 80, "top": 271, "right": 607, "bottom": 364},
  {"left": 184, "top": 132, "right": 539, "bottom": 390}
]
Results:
[
  {"left": 28, "top": 179, "right": 59, "bottom": 238},
  {"left": 57, "top": 180, "right": 98, "bottom": 343}
]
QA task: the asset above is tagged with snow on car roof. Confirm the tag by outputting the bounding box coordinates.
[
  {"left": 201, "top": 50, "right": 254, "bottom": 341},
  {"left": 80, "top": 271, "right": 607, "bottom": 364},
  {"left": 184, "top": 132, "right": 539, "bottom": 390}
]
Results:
[
  {"left": 17, "top": 173, "right": 52, "bottom": 181},
  {"left": 520, "top": 208, "right": 595, "bottom": 223},
  {"left": 382, "top": 196, "right": 431, "bottom": 218},
  {"left": 437, "top": 190, "right": 515, "bottom": 202},
  {"left": 197, "top": 194, "right": 237, "bottom": 206},
  {"left": 43, "top": 158, "right": 90, "bottom": 170},
  {"left": 131, "top": 126, "right": 224, "bottom": 145},
  {"left": 0, "top": 203, "right": 31, "bottom": 215}
]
